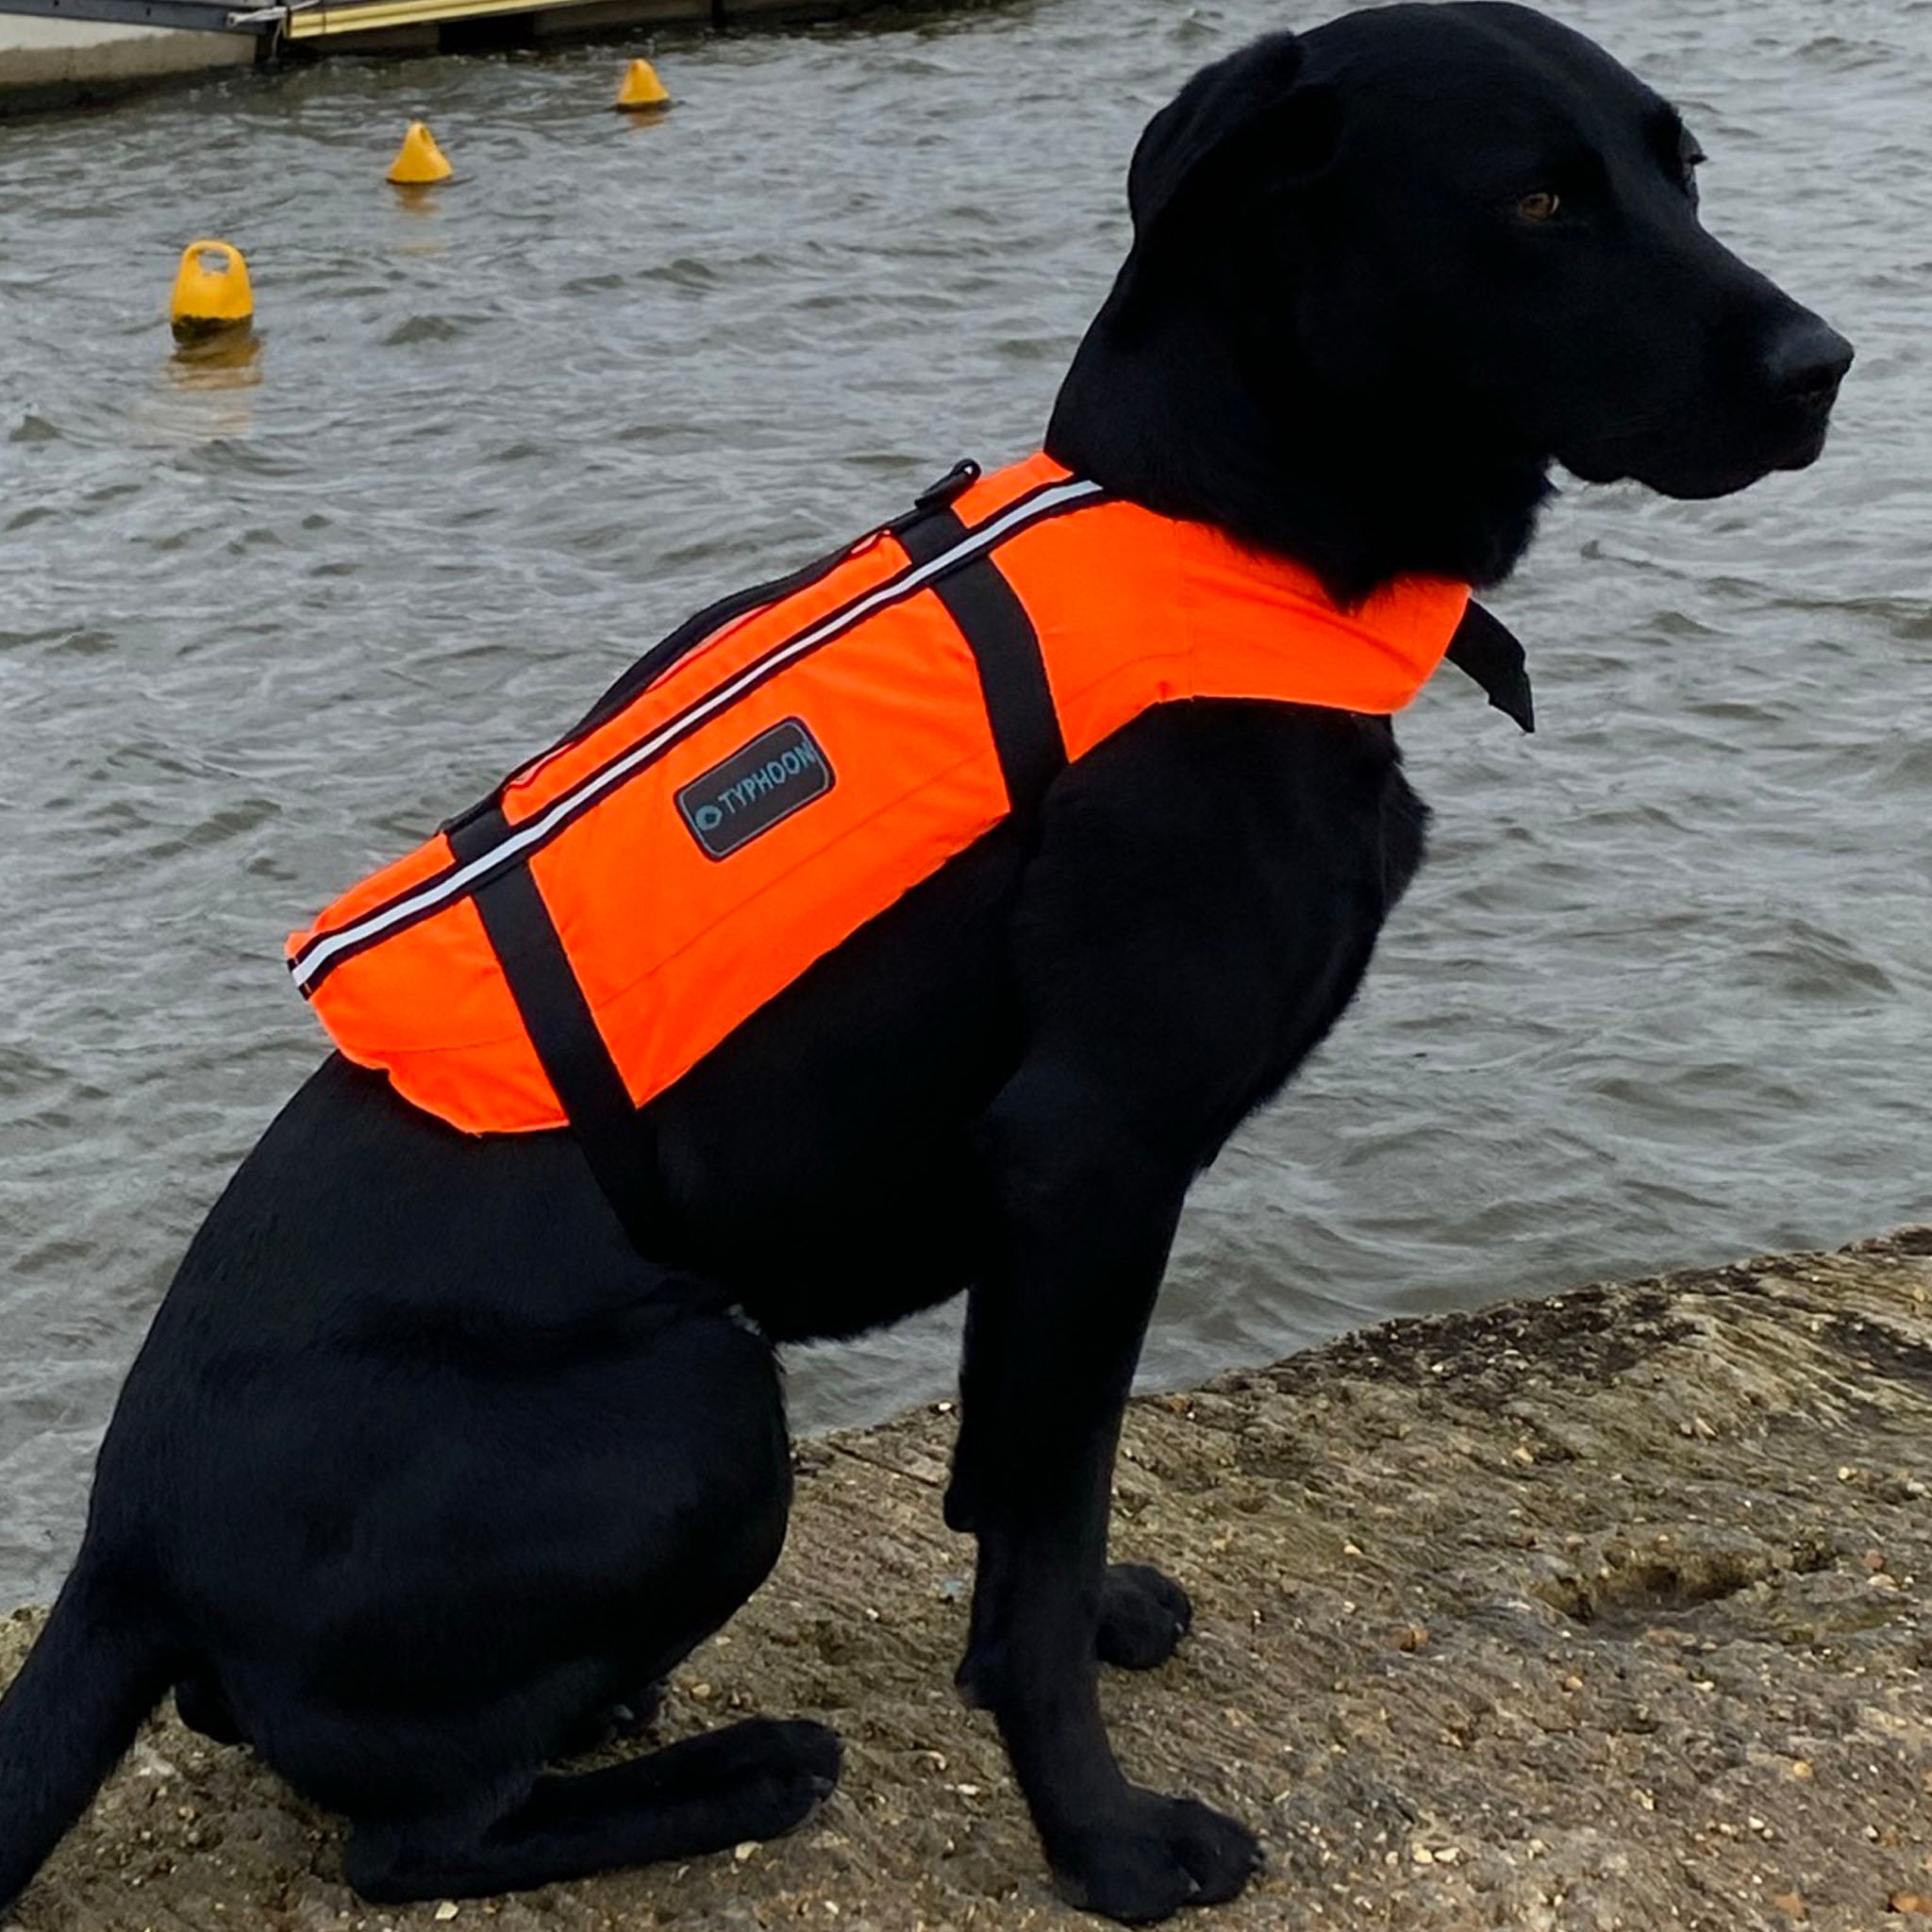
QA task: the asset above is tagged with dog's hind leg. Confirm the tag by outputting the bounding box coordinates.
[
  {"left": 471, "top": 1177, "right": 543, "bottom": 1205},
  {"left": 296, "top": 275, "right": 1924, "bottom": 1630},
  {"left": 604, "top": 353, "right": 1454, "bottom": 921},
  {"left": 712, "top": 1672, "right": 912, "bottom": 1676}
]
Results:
[
  {"left": 179, "top": 1283, "right": 829, "bottom": 1903},
  {"left": 344, "top": 1718, "right": 840, "bottom": 1902}
]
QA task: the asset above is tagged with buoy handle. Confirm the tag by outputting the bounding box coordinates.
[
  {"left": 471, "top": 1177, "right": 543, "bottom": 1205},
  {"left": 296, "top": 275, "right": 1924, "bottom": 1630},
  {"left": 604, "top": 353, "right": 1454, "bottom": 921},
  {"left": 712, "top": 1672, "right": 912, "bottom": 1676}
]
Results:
[
  {"left": 180, "top": 239, "right": 244, "bottom": 276},
  {"left": 171, "top": 237, "right": 254, "bottom": 341}
]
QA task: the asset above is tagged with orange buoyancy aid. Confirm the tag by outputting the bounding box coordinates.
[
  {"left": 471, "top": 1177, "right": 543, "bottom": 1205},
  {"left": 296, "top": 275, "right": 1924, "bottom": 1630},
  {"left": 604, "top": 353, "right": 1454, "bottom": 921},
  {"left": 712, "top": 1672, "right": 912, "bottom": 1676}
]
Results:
[{"left": 290, "top": 454, "right": 1526, "bottom": 1172}]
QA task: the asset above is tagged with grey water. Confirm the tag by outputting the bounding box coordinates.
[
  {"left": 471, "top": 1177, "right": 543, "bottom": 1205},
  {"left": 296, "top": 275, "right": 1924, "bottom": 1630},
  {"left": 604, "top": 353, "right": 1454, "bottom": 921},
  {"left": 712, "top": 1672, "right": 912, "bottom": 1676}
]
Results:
[{"left": 1, "top": 0, "right": 1927, "bottom": 1607}]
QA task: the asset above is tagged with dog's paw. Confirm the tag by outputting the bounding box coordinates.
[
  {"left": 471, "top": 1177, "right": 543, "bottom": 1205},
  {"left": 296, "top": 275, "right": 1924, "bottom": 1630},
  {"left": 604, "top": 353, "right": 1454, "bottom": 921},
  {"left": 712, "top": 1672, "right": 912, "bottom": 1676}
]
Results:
[
  {"left": 551, "top": 1680, "right": 671, "bottom": 1760},
  {"left": 609, "top": 1678, "right": 666, "bottom": 1734},
  {"left": 1050, "top": 1790, "right": 1262, "bottom": 1924},
  {"left": 1096, "top": 1563, "right": 1192, "bottom": 1671},
  {"left": 714, "top": 1718, "right": 843, "bottom": 1842}
]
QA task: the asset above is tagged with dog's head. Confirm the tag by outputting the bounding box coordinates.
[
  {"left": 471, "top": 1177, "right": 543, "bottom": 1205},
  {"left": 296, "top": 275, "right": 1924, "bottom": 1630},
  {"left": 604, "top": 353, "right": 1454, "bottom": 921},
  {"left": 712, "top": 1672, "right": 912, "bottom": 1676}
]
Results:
[{"left": 1050, "top": 3, "right": 1852, "bottom": 594}]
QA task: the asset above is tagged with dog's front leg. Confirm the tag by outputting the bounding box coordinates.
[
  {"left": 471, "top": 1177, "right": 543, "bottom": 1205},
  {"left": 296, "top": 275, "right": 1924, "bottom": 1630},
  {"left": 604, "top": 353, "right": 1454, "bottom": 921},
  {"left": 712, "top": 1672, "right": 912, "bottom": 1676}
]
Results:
[
  {"left": 950, "top": 1062, "right": 1261, "bottom": 1923},
  {"left": 946, "top": 1241, "right": 1193, "bottom": 1678}
]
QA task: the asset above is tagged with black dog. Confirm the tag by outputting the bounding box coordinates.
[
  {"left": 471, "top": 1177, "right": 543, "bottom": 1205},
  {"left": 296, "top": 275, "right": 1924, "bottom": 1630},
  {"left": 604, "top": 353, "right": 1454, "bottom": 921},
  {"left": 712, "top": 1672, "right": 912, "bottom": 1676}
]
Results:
[{"left": 0, "top": 6, "right": 1849, "bottom": 1924}]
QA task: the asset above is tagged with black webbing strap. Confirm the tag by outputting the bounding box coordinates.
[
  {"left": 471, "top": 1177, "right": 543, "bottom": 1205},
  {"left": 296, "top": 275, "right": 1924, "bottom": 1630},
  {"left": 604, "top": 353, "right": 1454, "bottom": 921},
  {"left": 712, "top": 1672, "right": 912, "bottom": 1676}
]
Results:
[
  {"left": 434, "top": 466, "right": 1067, "bottom": 1253},
  {"left": 444, "top": 807, "right": 661, "bottom": 1253},
  {"left": 895, "top": 500, "right": 1069, "bottom": 815}
]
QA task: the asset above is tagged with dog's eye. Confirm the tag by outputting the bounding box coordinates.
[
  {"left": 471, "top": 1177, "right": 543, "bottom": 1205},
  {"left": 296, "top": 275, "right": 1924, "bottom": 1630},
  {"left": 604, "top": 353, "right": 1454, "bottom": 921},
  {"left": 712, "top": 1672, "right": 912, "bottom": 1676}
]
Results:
[
  {"left": 1679, "top": 145, "right": 1707, "bottom": 191},
  {"left": 1516, "top": 191, "right": 1561, "bottom": 223}
]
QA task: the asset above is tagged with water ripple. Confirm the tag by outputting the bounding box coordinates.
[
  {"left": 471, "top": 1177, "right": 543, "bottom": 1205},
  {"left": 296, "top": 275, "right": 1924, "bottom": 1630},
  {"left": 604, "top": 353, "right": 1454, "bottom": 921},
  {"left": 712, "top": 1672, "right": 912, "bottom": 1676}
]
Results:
[{"left": 0, "top": 0, "right": 1927, "bottom": 1603}]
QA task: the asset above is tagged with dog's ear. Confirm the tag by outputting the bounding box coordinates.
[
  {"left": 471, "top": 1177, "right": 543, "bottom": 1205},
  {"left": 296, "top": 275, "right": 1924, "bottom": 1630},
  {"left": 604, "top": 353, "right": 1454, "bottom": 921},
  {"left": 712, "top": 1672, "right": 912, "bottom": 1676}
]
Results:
[{"left": 1126, "top": 32, "right": 1337, "bottom": 247}]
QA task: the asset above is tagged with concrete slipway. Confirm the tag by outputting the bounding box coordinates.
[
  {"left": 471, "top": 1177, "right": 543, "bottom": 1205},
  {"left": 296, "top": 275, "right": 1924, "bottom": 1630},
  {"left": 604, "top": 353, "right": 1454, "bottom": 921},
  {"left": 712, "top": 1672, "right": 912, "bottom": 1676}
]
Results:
[{"left": 7, "top": 1230, "right": 1932, "bottom": 1929}]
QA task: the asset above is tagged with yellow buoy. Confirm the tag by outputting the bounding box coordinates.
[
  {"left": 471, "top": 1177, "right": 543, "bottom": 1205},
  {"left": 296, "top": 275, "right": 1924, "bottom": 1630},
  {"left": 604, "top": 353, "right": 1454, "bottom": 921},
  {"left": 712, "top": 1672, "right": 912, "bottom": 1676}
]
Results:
[
  {"left": 388, "top": 121, "right": 454, "bottom": 186},
  {"left": 169, "top": 240, "right": 254, "bottom": 345},
  {"left": 614, "top": 58, "right": 671, "bottom": 111}
]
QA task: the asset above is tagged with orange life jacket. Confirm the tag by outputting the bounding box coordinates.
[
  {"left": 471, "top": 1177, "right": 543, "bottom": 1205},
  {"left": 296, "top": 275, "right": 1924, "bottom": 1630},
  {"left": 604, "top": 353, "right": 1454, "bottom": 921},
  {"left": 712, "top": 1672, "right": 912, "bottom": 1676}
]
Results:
[{"left": 290, "top": 455, "right": 1528, "bottom": 1224}]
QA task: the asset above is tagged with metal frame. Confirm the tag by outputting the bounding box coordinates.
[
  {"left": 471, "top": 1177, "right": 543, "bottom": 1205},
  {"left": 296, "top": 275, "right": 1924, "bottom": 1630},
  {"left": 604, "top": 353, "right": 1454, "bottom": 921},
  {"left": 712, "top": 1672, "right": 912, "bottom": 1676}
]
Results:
[
  {"left": 284, "top": 0, "right": 563, "bottom": 37},
  {"left": 0, "top": 0, "right": 267, "bottom": 32}
]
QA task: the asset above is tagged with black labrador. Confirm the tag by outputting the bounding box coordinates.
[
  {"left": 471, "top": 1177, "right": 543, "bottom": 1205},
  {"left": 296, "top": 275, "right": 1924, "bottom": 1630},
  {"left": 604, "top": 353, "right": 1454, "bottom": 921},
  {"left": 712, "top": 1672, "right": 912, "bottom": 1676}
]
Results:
[{"left": 0, "top": 5, "right": 1850, "bottom": 1924}]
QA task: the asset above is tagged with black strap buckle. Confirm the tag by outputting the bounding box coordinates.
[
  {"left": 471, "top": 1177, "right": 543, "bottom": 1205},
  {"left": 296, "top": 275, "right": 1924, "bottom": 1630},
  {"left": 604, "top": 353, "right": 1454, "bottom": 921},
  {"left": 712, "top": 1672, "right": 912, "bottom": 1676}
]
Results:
[{"left": 441, "top": 789, "right": 505, "bottom": 841}]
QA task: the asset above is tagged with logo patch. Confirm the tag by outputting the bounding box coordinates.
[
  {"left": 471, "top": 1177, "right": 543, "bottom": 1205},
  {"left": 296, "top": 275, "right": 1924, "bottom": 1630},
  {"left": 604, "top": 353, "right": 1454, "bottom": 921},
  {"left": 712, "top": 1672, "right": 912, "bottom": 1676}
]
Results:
[{"left": 675, "top": 718, "right": 834, "bottom": 860}]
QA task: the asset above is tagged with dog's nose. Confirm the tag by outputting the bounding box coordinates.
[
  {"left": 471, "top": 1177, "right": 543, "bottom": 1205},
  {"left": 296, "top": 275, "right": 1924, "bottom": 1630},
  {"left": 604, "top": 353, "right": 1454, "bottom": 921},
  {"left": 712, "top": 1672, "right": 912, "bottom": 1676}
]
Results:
[{"left": 1762, "top": 315, "right": 1855, "bottom": 405}]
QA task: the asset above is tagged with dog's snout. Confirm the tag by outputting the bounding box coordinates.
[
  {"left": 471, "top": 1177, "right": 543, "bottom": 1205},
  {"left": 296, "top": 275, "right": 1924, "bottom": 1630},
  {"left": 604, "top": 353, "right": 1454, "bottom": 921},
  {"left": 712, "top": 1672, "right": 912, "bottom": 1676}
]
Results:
[{"left": 1762, "top": 315, "right": 1855, "bottom": 405}]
